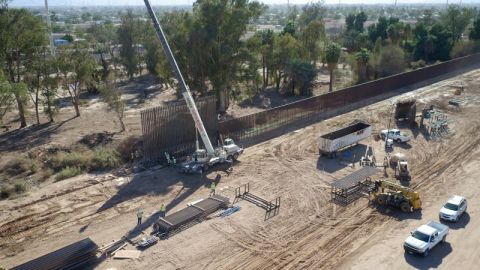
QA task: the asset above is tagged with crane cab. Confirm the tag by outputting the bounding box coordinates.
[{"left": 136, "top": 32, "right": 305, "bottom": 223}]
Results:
[
  {"left": 222, "top": 138, "right": 243, "bottom": 161},
  {"left": 193, "top": 149, "right": 209, "bottom": 163}
]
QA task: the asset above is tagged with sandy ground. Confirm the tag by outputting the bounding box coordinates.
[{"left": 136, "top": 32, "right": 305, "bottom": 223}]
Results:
[{"left": 1, "top": 68, "right": 480, "bottom": 270}]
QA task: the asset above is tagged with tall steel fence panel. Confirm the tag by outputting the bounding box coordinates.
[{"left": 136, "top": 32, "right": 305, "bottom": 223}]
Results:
[{"left": 141, "top": 96, "right": 217, "bottom": 163}]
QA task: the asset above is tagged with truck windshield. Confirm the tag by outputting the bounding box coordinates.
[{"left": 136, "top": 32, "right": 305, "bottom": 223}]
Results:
[
  {"left": 412, "top": 231, "right": 430, "bottom": 242},
  {"left": 444, "top": 203, "right": 459, "bottom": 211}
]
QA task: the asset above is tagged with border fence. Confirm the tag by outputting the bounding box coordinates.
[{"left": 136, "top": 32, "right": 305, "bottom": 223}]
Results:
[
  {"left": 218, "top": 53, "right": 480, "bottom": 147},
  {"left": 141, "top": 95, "right": 217, "bottom": 163},
  {"left": 141, "top": 53, "right": 480, "bottom": 164}
]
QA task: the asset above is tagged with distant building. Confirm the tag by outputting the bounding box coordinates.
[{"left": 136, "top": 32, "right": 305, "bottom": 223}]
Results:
[{"left": 54, "top": 39, "right": 69, "bottom": 47}]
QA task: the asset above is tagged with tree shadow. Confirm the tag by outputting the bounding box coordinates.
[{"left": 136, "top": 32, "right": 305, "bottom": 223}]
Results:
[
  {"left": 440, "top": 212, "right": 470, "bottom": 230},
  {"left": 96, "top": 168, "right": 203, "bottom": 214},
  {"left": 316, "top": 144, "right": 368, "bottom": 173},
  {"left": 0, "top": 116, "right": 75, "bottom": 152},
  {"left": 404, "top": 242, "right": 452, "bottom": 269},
  {"left": 94, "top": 165, "right": 229, "bottom": 241}
]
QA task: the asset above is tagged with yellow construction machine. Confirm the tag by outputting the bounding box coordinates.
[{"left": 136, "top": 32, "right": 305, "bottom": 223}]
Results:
[{"left": 371, "top": 180, "right": 421, "bottom": 212}]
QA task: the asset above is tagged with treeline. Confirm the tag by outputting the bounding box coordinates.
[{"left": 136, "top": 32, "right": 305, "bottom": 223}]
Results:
[
  {"left": 341, "top": 6, "right": 480, "bottom": 83},
  {"left": 2, "top": 1, "right": 480, "bottom": 129}
]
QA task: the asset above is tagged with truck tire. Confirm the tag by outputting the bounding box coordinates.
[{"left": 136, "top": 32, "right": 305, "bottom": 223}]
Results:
[
  {"left": 396, "top": 138, "right": 402, "bottom": 143},
  {"left": 423, "top": 248, "right": 429, "bottom": 257},
  {"left": 381, "top": 134, "right": 386, "bottom": 140},
  {"left": 400, "top": 202, "right": 412, "bottom": 212},
  {"left": 233, "top": 153, "right": 239, "bottom": 161},
  {"left": 376, "top": 195, "right": 387, "bottom": 205},
  {"left": 442, "top": 235, "right": 447, "bottom": 243}
]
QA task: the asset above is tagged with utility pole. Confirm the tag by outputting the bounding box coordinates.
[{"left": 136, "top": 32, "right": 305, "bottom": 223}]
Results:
[{"left": 44, "top": 0, "right": 55, "bottom": 57}]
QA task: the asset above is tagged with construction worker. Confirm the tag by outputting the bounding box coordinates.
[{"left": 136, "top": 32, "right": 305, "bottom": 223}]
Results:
[
  {"left": 137, "top": 208, "right": 143, "bottom": 225},
  {"left": 160, "top": 203, "right": 166, "bottom": 218},
  {"left": 164, "top": 152, "right": 171, "bottom": 166},
  {"left": 210, "top": 182, "right": 216, "bottom": 196}
]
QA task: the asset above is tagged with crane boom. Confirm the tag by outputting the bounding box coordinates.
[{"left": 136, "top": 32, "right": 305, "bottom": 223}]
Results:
[{"left": 143, "top": 0, "right": 215, "bottom": 155}]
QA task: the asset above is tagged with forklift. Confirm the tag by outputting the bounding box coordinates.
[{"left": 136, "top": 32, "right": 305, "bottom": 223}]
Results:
[
  {"left": 371, "top": 180, "right": 421, "bottom": 212},
  {"left": 389, "top": 153, "right": 411, "bottom": 182}
]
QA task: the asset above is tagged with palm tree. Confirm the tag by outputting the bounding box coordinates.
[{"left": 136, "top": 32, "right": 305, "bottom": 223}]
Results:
[
  {"left": 355, "top": 48, "right": 370, "bottom": 83},
  {"left": 325, "top": 42, "right": 341, "bottom": 92}
]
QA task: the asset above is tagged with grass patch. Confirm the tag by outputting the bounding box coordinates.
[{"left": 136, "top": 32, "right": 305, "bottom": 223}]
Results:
[
  {"left": 14, "top": 182, "right": 28, "bottom": 193},
  {"left": 91, "top": 148, "right": 120, "bottom": 171},
  {"left": 55, "top": 166, "right": 82, "bottom": 181},
  {"left": 50, "top": 151, "right": 91, "bottom": 171},
  {"left": 4, "top": 158, "right": 31, "bottom": 176}
]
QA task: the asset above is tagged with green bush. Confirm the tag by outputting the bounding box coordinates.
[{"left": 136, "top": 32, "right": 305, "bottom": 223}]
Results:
[
  {"left": 14, "top": 182, "right": 27, "bottom": 193},
  {"left": 116, "top": 136, "right": 140, "bottom": 162},
  {"left": 50, "top": 151, "right": 91, "bottom": 171},
  {"left": 410, "top": 60, "right": 426, "bottom": 70},
  {"left": 55, "top": 166, "right": 82, "bottom": 181},
  {"left": 4, "top": 158, "right": 31, "bottom": 176},
  {"left": 39, "top": 168, "right": 53, "bottom": 182},
  {"left": 91, "top": 148, "right": 120, "bottom": 171},
  {"left": 30, "top": 162, "right": 39, "bottom": 174},
  {"left": 0, "top": 185, "right": 13, "bottom": 199}
]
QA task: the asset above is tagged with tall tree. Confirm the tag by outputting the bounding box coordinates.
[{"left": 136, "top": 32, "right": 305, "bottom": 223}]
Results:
[
  {"left": 117, "top": 10, "right": 141, "bottom": 80},
  {"left": 99, "top": 75, "right": 126, "bottom": 132},
  {"left": 325, "top": 42, "right": 341, "bottom": 92},
  {"left": 469, "top": 17, "right": 480, "bottom": 40},
  {"left": 286, "top": 59, "right": 317, "bottom": 96},
  {"left": 260, "top": 29, "right": 274, "bottom": 87},
  {"left": 440, "top": 5, "right": 474, "bottom": 42},
  {"left": 354, "top": 11, "right": 367, "bottom": 32},
  {"left": 57, "top": 45, "right": 96, "bottom": 117},
  {"left": 87, "top": 21, "right": 118, "bottom": 80},
  {"left": 298, "top": 1, "right": 326, "bottom": 31},
  {"left": 272, "top": 33, "right": 301, "bottom": 91},
  {"left": 300, "top": 20, "right": 325, "bottom": 65},
  {"left": 193, "top": 0, "right": 264, "bottom": 112},
  {"left": 0, "top": 71, "right": 15, "bottom": 125},
  {"left": 0, "top": 7, "right": 48, "bottom": 128},
  {"left": 376, "top": 45, "right": 405, "bottom": 77}
]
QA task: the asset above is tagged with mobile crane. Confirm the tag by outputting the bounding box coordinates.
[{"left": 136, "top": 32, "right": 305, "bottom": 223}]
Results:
[{"left": 143, "top": 0, "right": 243, "bottom": 174}]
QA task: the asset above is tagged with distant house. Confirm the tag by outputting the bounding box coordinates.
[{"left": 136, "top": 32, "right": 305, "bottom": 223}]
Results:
[{"left": 54, "top": 39, "right": 69, "bottom": 47}]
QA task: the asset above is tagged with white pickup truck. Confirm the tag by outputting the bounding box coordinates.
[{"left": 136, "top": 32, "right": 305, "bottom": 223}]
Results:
[
  {"left": 404, "top": 221, "right": 449, "bottom": 257},
  {"left": 381, "top": 129, "right": 410, "bottom": 143}
]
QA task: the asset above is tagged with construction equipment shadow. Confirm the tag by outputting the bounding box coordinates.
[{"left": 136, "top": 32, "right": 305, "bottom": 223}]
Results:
[
  {"left": 234, "top": 183, "right": 280, "bottom": 221},
  {"left": 370, "top": 204, "right": 423, "bottom": 220}
]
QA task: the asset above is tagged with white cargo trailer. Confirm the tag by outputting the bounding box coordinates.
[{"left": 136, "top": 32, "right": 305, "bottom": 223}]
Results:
[{"left": 319, "top": 120, "right": 372, "bottom": 158}]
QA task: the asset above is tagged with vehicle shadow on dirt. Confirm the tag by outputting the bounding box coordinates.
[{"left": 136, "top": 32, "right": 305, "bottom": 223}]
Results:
[
  {"left": 404, "top": 242, "right": 452, "bottom": 269},
  {"left": 440, "top": 212, "right": 470, "bottom": 230},
  {"left": 317, "top": 144, "right": 368, "bottom": 173}
]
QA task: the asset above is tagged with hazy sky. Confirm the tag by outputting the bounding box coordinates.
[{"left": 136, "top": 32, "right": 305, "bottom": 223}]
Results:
[{"left": 8, "top": 0, "right": 480, "bottom": 7}]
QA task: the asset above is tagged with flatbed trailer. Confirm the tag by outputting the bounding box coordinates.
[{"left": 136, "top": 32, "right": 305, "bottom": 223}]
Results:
[{"left": 319, "top": 120, "right": 372, "bottom": 158}]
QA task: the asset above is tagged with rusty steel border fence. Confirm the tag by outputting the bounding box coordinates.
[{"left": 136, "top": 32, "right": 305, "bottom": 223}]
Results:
[
  {"left": 141, "top": 53, "right": 480, "bottom": 164},
  {"left": 141, "top": 95, "right": 217, "bottom": 163},
  {"left": 218, "top": 53, "right": 480, "bottom": 147}
]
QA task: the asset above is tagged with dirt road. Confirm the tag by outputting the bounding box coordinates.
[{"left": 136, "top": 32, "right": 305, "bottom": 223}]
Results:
[{"left": 1, "top": 69, "right": 480, "bottom": 269}]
